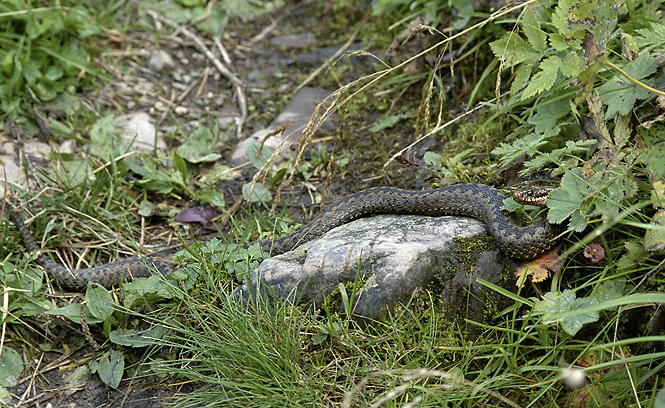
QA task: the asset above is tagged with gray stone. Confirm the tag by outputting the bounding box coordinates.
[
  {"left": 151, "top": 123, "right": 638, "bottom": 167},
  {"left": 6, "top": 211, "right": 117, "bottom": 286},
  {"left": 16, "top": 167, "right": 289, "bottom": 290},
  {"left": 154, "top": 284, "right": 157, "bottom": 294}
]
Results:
[
  {"left": 0, "top": 154, "right": 21, "bottom": 197},
  {"left": 147, "top": 50, "right": 175, "bottom": 72},
  {"left": 234, "top": 214, "right": 514, "bottom": 325},
  {"left": 115, "top": 112, "right": 166, "bottom": 151},
  {"left": 227, "top": 87, "right": 332, "bottom": 166},
  {"left": 270, "top": 33, "right": 316, "bottom": 49}
]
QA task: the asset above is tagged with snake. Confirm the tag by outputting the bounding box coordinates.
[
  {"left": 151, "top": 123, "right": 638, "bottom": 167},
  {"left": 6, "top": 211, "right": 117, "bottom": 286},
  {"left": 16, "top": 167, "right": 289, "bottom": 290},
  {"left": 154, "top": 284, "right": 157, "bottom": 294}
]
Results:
[{"left": 8, "top": 183, "right": 556, "bottom": 291}]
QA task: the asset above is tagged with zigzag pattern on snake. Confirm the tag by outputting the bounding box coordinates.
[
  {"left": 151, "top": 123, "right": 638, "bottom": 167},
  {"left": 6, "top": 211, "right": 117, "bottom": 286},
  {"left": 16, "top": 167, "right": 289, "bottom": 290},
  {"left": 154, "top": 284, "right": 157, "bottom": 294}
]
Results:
[{"left": 8, "top": 183, "right": 556, "bottom": 291}]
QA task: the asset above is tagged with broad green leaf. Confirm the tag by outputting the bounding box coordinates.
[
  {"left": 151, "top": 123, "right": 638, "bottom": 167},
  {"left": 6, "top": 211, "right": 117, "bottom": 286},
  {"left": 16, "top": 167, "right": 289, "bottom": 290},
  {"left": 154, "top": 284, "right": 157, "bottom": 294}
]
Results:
[
  {"left": 368, "top": 114, "right": 408, "bottom": 133},
  {"left": 547, "top": 169, "right": 584, "bottom": 225},
  {"left": 85, "top": 283, "right": 115, "bottom": 321},
  {"left": 423, "top": 151, "right": 442, "bottom": 168},
  {"left": 91, "top": 350, "right": 124, "bottom": 389},
  {"left": 109, "top": 327, "right": 168, "bottom": 347},
  {"left": 176, "top": 127, "right": 222, "bottom": 163},
  {"left": 89, "top": 115, "right": 121, "bottom": 158},
  {"left": 246, "top": 139, "right": 273, "bottom": 170},
  {"left": 63, "top": 366, "right": 91, "bottom": 395},
  {"left": 242, "top": 182, "right": 272, "bottom": 203},
  {"left": 655, "top": 387, "right": 665, "bottom": 408},
  {"left": 173, "top": 150, "right": 189, "bottom": 180},
  {"left": 47, "top": 303, "right": 103, "bottom": 324},
  {"left": 534, "top": 289, "right": 599, "bottom": 336},
  {"left": 199, "top": 187, "right": 226, "bottom": 208},
  {"left": 599, "top": 52, "right": 658, "bottom": 118},
  {"left": 0, "top": 347, "right": 23, "bottom": 387}
]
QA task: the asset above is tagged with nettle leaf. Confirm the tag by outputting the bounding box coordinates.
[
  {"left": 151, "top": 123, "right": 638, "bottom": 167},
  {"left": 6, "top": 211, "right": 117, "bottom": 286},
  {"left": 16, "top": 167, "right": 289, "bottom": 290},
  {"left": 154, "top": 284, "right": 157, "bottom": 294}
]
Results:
[
  {"left": 490, "top": 33, "right": 541, "bottom": 68},
  {"left": 522, "top": 56, "right": 562, "bottom": 100},
  {"left": 599, "top": 52, "right": 658, "bottom": 118}
]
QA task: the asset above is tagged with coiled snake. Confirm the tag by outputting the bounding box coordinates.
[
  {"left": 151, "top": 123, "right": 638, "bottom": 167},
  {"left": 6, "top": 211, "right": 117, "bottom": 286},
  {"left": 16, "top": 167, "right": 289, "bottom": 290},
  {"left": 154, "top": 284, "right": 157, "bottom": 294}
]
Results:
[{"left": 8, "top": 183, "right": 556, "bottom": 291}]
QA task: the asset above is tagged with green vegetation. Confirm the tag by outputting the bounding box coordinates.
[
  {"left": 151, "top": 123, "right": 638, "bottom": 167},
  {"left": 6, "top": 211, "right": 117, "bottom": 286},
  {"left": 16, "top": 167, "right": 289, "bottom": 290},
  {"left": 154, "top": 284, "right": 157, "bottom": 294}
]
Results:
[{"left": 1, "top": 0, "right": 664, "bottom": 406}]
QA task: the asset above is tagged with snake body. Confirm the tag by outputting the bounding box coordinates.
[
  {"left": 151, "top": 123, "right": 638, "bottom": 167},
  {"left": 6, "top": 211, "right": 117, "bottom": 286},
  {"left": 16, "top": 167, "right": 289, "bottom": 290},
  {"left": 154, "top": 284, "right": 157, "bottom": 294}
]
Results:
[{"left": 9, "top": 183, "right": 555, "bottom": 291}]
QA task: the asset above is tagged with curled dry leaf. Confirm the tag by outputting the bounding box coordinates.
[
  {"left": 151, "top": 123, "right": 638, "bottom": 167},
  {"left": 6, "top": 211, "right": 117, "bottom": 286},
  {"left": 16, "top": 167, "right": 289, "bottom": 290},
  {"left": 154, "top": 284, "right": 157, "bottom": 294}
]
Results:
[
  {"left": 175, "top": 204, "right": 217, "bottom": 223},
  {"left": 515, "top": 249, "right": 563, "bottom": 286},
  {"left": 583, "top": 243, "right": 605, "bottom": 262}
]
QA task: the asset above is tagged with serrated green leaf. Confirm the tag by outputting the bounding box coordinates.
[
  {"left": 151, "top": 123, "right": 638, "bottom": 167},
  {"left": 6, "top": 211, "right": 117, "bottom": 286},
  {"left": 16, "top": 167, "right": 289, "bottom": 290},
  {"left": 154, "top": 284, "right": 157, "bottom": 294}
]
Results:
[
  {"left": 560, "top": 52, "right": 580, "bottom": 77},
  {"left": 635, "top": 22, "right": 665, "bottom": 52},
  {"left": 85, "top": 283, "right": 115, "bottom": 321},
  {"left": 547, "top": 169, "right": 585, "bottom": 225},
  {"left": 522, "top": 56, "right": 562, "bottom": 100},
  {"left": 522, "top": 7, "right": 547, "bottom": 53},
  {"left": 527, "top": 96, "right": 571, "bottom": 136},
  {"left": 522, "top": 139, "right": 596, "bottom": 174},
  {"left": 510, "top": 64, "right": 533, "bottom": 96},
  {"left": 491, "top": 133, "right": 548, "bottom": 167},
  {"left": 490, "top": 33, "right": 541, "bottom": 68}
]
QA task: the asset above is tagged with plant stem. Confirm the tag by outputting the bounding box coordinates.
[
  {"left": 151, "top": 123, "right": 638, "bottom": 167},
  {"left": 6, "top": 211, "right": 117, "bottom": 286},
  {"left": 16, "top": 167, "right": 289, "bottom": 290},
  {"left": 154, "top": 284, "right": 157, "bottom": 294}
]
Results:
[{"left": 601, "top": 55, "right": 665, "bottom": 97}]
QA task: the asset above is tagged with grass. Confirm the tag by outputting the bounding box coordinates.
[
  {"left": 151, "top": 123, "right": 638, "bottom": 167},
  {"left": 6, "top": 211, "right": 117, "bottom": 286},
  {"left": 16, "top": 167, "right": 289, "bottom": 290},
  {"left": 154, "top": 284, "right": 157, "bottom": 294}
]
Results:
[{"left": 2, "top": 0, "right": 665, "bottom": 407}]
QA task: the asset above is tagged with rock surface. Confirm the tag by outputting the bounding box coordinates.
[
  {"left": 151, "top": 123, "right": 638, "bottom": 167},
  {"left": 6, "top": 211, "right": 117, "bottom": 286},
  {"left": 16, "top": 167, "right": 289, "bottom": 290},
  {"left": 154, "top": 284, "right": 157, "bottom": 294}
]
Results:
[
  {"left": 227, "top": 86, "right": 333, "bottom": 166},
  {"left": 234, "top": 214, "right": 515, "bottom": 325}
]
